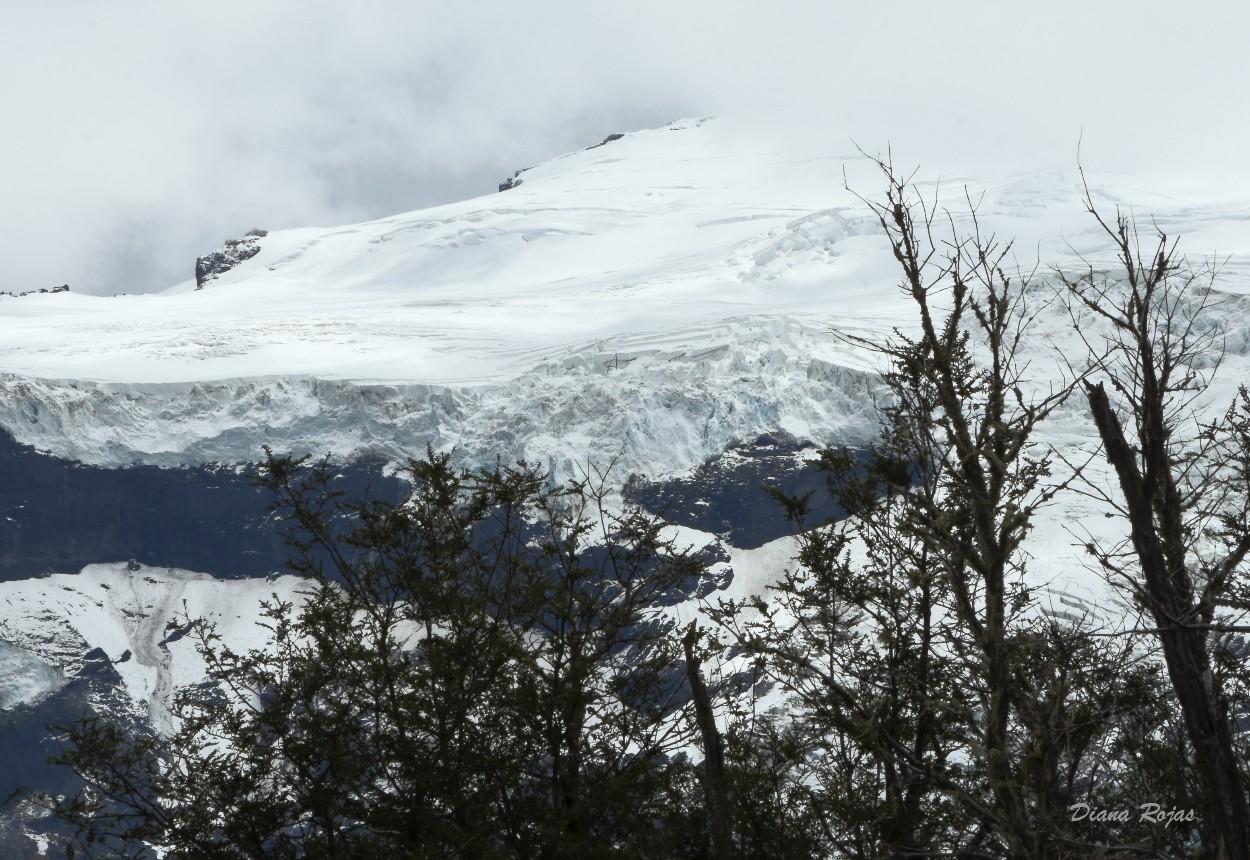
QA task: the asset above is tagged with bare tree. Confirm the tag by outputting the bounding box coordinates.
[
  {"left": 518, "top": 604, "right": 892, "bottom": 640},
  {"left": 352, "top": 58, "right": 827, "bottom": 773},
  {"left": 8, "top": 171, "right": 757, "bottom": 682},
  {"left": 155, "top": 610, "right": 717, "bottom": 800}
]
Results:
[
  {"left": 713, "top": 156, "right": 1170, "bottom": 858},
  {"left": 1064, "top": 179, "right": 1250, "bottom": 859}
]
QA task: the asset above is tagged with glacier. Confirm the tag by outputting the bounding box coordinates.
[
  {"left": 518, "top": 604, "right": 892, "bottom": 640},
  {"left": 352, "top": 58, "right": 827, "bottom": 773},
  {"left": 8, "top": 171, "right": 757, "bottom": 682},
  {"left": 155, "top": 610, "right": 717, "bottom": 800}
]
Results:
[
  {"left": 2, "top": 122, "right": 1248, "bottom": 483},
  {"left": 1, "top": 119, "right": 1247, "bottom": 483}
]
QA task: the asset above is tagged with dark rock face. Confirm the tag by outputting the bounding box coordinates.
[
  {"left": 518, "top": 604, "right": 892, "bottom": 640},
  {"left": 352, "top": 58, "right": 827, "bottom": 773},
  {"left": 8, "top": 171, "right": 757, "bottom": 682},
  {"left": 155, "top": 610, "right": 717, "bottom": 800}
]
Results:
[
  {"left": 586, "top": 132, "right": 625, "bottom": 150},
  {"left": 0, "top": 284, "right": 70, "bottom": 299},
  {"left": 194, "top": 229, "right": 267, "bottom": 289},
  {"left": 0, "top": 647, "right": 133, "bottom": 858},
  {"left": 498, "top": 169, "right": 526, "bottom": 192},
  {"left": 0, "top": 427, "right": 407, "bottom": 581},
  {"left": 624, "top": 433, "right": 867, "bottom": 550}
]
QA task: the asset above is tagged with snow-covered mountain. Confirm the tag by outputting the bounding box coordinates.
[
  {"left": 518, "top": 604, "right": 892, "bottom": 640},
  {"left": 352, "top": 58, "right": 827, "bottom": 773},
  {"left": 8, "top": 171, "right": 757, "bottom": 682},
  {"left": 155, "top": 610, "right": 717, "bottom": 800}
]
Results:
[
  {"left": 7, "top": 117, "right": 1244, "bottom": 477},
  {"left": 3, "top": 117, "right": 1250, "bottom": 855}
]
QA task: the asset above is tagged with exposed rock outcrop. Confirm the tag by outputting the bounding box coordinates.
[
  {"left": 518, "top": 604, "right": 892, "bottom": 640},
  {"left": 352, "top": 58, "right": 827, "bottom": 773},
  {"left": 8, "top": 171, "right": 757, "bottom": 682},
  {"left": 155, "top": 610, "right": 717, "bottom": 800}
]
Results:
[
  {"left": 194, "top": 229, "right": 267, "bottom": 289},
  {"left": 0, "top": 426, "right": 407, "bottom": 580},
  {"left": 587, "top": 132, "right": 625, "bottom": 150},
  {"left": 498, "top": 169, "right": 527, "bottom": 192},
  {"left": 0, "top": 284, "right": 69, "bottom": 299},
  {"left": 623, "top": 432, "right": 859, "bottom": 549}
]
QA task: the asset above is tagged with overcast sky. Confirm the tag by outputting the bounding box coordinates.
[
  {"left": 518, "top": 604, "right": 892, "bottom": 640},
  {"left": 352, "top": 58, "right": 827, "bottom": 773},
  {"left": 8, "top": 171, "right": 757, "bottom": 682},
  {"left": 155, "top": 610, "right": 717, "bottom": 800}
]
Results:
[{"left": 3, "top": 1, "right": 1247, "bottom": 296}]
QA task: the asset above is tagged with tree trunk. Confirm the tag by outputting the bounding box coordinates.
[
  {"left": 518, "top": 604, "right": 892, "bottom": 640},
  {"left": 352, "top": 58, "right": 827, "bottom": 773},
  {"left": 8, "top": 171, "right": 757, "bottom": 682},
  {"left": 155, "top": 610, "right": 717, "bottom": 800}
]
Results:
[
  {"left": 1086, "top": 381, "right": 1250, "bottom": 860},
  {"left": 684, "top": 624, "right": 733, "bottom": 859}
]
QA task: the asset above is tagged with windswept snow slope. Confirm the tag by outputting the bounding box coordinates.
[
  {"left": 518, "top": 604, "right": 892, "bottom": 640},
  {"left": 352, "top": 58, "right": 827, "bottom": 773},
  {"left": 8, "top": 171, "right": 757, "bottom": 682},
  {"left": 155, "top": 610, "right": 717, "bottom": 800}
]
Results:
[{"left": 4, "top": 117, "right": 1247, "bottom": 475}]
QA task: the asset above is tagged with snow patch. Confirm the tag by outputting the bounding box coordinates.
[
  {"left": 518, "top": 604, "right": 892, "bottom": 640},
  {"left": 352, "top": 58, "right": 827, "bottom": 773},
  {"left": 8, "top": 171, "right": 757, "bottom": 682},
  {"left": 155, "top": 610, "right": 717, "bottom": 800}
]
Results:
[
  {"left": 0, "top": 641, "right": 66, "bottom": 710},
  {"left": 0, "top": 565, "right": 308, "bottom": 730}
]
